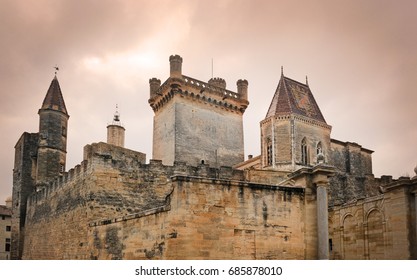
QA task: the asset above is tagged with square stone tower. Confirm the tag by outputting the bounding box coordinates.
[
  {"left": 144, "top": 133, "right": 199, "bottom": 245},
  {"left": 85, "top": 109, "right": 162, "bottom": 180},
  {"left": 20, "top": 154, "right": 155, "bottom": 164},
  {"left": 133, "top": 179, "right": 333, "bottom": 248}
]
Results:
[
  {"left": 261, "top": 71, "right": 331, "bottom": 171},
  {"left": 149, "top": 55, "right": 249, "bottom": 167}
]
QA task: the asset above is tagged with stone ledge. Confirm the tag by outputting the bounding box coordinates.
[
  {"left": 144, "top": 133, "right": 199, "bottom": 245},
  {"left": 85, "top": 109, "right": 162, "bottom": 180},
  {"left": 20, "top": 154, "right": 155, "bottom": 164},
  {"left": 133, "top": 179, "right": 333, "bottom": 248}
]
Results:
[{"left": 89, "top": 204, "right": 171, "bottom": 227}]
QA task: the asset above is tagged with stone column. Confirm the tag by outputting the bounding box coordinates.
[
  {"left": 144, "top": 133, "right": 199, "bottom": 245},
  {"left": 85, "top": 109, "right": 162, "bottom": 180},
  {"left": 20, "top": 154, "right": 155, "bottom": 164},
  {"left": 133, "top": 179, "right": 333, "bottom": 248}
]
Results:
[
  {"left": 317, "top": 183, "right": 329, "bottom": 259},
  {"left": 413, "top": 190, "right": 417, "bottom": 248}
]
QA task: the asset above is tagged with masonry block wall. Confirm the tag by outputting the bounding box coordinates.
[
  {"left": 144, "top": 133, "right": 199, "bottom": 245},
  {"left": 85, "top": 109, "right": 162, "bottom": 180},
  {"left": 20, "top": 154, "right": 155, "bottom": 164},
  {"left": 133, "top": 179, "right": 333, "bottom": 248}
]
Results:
[
  {"left": 329, "top": 140, "right": 376, "bottom": 205},
  {"left": 11, "top": 132, "right": 38, "bottom": 259},
  {"left": 89, "top": 177, "right": 307, "bottom": 260},
  {"left": 21, "top": 142, "right": 316, "bottom": 259},
  {"left": 260, "top": 115, "right": 331, "bottom": 171},
  {"left": 292, "top": 118, "right": 331, "bottom": 166},
  {"left": 329, "top": 177, "right": 417, "bottom": 260}
]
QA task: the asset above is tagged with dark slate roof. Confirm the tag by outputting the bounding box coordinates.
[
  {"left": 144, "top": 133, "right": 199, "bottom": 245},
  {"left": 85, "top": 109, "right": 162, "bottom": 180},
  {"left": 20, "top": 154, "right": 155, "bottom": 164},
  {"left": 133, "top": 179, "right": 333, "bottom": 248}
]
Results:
[
  {"left": 0, "top": 205, "right": 11, "bottom": 216},
  {"left": 266, "top": 74, "right": 326, "bottom": 123},
  {"left": 41, "top": 76, "right": 68, "bottom": 115}
]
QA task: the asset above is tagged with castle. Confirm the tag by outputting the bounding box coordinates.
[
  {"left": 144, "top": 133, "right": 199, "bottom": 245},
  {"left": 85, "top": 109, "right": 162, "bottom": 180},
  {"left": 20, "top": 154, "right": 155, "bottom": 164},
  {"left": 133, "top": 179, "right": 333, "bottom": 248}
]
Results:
[{"left": 11, "top": 55, "right": 417, "bottom": 260}]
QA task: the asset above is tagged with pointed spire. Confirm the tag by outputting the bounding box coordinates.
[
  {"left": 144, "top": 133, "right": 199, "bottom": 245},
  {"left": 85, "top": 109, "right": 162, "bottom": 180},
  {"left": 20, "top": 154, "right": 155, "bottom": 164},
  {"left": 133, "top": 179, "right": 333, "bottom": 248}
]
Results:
[
  {"left": 265, "top": 73, "right": 327, "bottom": 123},
  {"left": 40, "top": 76, "right": 68, "bottom": 116}
]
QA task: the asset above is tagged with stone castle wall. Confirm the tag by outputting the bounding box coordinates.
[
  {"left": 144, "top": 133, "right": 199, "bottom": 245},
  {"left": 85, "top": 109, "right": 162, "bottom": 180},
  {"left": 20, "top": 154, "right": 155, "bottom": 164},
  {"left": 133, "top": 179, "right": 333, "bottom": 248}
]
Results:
[
  {"left": 22, "top": 142, "right": 310, "bottom": 259},
  {"left": 11, "top": 132, "right": 39, "bottom": 259},
  {"left": 89, "top": 177, "right": 306, "bottom": 260},
  {"left": 329, "top": 140, "right": 376, "bottom": 206},
  {"left": 329, "top": 177, "right": 417, "bottom": 259}
]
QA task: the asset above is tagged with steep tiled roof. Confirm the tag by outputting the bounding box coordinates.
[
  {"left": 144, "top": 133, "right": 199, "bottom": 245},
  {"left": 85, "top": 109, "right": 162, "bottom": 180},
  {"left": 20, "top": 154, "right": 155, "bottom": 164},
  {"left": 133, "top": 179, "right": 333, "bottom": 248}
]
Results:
[
  {"left": 40, "top": 76, "right": 68, "bottom": 115},
  {"left": 0, "top": 205, "right": 11, "bottom": 216},
  {"left": 266, "top": 74, "right": 326, "bottom": 123}
]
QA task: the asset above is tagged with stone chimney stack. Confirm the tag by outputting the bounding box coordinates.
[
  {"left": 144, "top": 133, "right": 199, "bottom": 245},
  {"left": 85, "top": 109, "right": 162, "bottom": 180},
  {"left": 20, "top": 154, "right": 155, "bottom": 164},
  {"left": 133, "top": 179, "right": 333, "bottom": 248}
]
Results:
[
  {"left": 149, "top": 78, "right": 161, "bottom": 98},
  {"left": 169, "top": 55, "right": 183, "bottom": 79},
  {"left": 237, "top": 79, "right": 248, "bottom": 100}
]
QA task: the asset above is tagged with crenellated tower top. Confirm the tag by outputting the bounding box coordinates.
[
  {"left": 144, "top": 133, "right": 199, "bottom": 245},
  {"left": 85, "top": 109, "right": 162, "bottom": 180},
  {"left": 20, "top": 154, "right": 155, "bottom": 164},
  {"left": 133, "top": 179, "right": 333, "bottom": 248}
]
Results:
[
  {"left": 169, "top": 54, "right": 183, "bottom": 79},
  {"left": 148, "top": 55, "right": 249, "bottom": 167}
]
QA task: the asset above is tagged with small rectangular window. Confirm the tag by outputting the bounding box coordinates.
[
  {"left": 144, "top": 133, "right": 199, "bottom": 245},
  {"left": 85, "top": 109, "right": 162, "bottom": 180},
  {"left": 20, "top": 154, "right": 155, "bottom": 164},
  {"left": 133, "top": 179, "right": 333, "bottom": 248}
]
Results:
[
  {"left": 5, "top": 243, "right": 11, "bottom": 252},
  {"left": 6, "top": 225, "right": 11, "bottom": 232},
  {"left": 62, "top": 126, "right": 66, "bottom": 137},
  {"left": 1, "top": 215, "right": 4, "bottom": 220}
]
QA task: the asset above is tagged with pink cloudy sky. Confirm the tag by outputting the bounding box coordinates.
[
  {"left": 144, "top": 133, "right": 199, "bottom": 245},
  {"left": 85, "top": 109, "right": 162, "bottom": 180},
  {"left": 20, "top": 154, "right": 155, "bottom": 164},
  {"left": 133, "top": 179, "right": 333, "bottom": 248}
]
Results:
[{"left": 1, "top": 0, "right": 416, "bottom": 203}]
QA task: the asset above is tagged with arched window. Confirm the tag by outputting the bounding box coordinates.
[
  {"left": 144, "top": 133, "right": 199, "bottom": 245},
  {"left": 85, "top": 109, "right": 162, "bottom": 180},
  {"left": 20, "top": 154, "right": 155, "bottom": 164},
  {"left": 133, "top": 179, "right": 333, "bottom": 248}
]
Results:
[{"left": 301, "top": 138, "right": 308, "bottom": 165}]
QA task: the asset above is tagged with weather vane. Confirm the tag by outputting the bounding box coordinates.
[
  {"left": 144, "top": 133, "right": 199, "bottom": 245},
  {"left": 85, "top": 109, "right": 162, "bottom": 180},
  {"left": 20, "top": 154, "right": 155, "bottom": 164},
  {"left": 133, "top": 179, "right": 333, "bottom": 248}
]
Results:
[{"left": 54, "top": 65, "right": 59, "bottom": 75}]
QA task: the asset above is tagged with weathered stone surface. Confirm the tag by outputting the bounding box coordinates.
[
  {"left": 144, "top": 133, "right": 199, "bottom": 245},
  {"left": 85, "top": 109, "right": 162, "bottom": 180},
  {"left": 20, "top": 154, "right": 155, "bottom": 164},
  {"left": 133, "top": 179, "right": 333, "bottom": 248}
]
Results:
[
  {"left": 12, "top": 57, "right": 416, "bottom": 261},
  {"left": 21, "top": 142, "right": 312, "bottom": 260}
]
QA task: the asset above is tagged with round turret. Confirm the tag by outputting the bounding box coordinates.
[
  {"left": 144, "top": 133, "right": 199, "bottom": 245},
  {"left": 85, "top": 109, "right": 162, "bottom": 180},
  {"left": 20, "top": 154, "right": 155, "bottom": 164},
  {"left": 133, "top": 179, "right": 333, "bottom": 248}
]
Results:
[
  {"left": 237, "top": 79, "right": 248, "bottom": 100},
  {"left": 149, "top": 78, "right": 161, "bottom": 98},
  {"left": 107, "top": 105, "right": 125, "bottom": 148},
  {"left": 208, "top": 77, "right": 227, "bottom": 89},
  {"left": 169, "top": 55, "right": 183, "bottom": 78}
]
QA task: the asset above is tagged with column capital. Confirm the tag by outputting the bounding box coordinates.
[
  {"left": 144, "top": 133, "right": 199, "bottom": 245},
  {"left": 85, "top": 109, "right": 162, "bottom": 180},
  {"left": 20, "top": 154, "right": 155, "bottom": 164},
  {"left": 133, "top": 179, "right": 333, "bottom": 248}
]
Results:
[{"left": 315, "top": 181, "right": 330, "bottom": 189}]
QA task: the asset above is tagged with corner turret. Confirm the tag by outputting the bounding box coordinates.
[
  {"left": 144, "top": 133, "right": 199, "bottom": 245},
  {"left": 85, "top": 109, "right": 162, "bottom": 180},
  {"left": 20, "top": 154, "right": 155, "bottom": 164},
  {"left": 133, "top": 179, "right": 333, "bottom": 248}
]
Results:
[
  {"left": 237, "top": 79, "right": 248, "bottom": 101},
  {"left": 169, "top": 55, "right": 183, "bottom": 79},
  {"left": 208, "top": 77, "right": 227, "bottom": 89},
  {"left": 149, "top": 78, "right": 161, "bottom": 99},
  {"left": 36, "top": 75, "right": 69, "bottom": 187}
]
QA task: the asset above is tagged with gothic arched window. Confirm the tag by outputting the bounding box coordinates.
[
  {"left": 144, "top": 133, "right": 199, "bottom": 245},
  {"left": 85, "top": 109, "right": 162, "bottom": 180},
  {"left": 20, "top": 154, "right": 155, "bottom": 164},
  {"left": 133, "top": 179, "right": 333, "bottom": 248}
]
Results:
[{"left": 301, "top": 138, "right": 308, "bottom": 165}]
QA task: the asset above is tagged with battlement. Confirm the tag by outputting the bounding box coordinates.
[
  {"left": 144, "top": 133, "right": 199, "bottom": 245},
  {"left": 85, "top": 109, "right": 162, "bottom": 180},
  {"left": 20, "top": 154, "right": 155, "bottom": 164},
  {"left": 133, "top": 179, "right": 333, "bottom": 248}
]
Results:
[
  {"left": 28, "top": 160, "right": 89, "bottom": 207},
  {"left": 149, "top": 75, "right": 249, "bottom": 114},
  {"left": 208, "top": 77, "right": 227, "bottom": 89},
  {"left": 149, "top": 55, "right": 249, "bottom": 114},
  {"left": 27, "top": 142, "right": 245, "bottom": 207}
]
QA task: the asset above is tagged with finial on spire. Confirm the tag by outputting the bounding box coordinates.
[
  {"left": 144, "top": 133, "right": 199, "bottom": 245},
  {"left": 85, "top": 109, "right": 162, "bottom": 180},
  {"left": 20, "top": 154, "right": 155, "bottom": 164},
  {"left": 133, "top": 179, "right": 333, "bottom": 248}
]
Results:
[
  {"left": 54, "top": 65, "right": 59, "bottom": 75},
  {"left": 281, "top": 66, "right": 284, "bottom": 77},
  {"left": 306, "top": 75, "right": 309, "bottom": 86},
  {"left": 113, "top": 104, "right": 120, "bottom": 122}
]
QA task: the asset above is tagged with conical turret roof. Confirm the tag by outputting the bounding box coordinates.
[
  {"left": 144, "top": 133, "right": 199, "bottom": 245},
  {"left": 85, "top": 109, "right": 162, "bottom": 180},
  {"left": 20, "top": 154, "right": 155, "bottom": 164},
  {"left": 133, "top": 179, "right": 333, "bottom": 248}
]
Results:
[
  {"left": 40, "top": 76, "right": 68, "bottom": 115},
  {"left": 266, "top": 74, "right": 326, "bottom": 123}
]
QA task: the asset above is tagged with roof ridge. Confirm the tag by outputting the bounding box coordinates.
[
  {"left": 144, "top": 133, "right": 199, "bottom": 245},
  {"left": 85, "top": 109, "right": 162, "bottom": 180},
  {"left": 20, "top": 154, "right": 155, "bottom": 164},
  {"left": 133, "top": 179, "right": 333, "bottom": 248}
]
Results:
[{"left": 281, "top": 75, "right": 295, "bottom": 114}]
